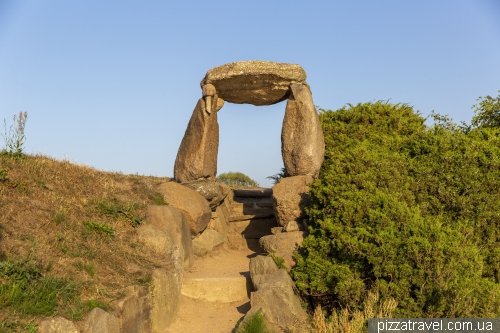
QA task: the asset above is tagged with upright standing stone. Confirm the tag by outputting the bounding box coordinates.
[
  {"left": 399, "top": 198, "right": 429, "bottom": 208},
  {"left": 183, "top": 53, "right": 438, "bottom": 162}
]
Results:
[
  {"left": 174, "top": 96, "right": 222, "bottom": 183},
  {"left": 282, "top": 83, "right": 325, "bottom": 178}
]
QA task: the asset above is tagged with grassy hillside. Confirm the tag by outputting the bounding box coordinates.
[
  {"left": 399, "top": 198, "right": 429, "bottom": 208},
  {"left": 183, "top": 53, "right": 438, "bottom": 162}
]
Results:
[{"left": 0, "top": 153, "right": 171, "bottom": 331}]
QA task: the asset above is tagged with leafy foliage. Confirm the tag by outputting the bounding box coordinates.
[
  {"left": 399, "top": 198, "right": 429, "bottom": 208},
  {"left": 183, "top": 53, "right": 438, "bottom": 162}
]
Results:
[
  {"left": 471, "top": 90, "right": 500, "bottom": 128},
  {"left": 292, "top": 101, "right": 500, "bottom": 317},
  {"left": 266, "top": 167, "right": 286, "bottom": 185},
  {"left": 217, "top": 171, "right": 259, "bottom": 187}
]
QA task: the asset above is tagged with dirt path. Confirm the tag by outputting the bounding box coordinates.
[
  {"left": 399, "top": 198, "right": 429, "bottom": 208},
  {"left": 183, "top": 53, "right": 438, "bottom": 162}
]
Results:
[{"left": 165, "top": 246, "right": 260, "bottom": 333}]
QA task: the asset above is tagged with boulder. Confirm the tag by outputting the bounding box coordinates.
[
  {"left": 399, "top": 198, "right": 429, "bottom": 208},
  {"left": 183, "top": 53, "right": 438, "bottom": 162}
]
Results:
[
  {"left": 249, "top": 255, "right": 279, "bottom": 290},
  {"left": 207, "top": 204, "right": 229, "bottom": 241},
  {"left": 201, "top": 60, "right": 307, "bottom": 106},
  {"left": 151, "top": 265, "right": 182, "bottom": 331},
  {"left": 192, "top": 229, "right": 224, "bottom": 257},
  {"left": 248, "top": 255, "right": 308, "bottom": 330},
  {"left": 114, "top": 286, "right": 150, "bottom": 333},
  {"left": 259, "top": 231, "right": 306, "bottom": 271},
  {"left": 181, "top": 179, "right": 230, "bottom": 210},
  {"left": 174, "top": 96, "right": 222, "bottom": 183},
  {"left": 38, "top": 317, "right": 78, "bottom": 333},
  {"left": 137, "top": 205, "right": 193, "bottom": 269},
  {"left": 83, "top": 308, "right": 120, "bottom": 333},
  {"left": 157, "top": 182, "right": 212, "bottom": 235},
  {"left": 282, "top": 83, "right": 325, "bottom": 177},
  {"left": 272, "top": 175, "right": 313, "bottom": 228}
]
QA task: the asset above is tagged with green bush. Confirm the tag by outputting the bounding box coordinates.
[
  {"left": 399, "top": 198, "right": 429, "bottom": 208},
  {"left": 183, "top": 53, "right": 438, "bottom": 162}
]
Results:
[
  {"left": 292, "top": 101, "right": 500, "bottom": 317},
  {"left": 217, "top": 171, "right": 259, "bottom": 187}
]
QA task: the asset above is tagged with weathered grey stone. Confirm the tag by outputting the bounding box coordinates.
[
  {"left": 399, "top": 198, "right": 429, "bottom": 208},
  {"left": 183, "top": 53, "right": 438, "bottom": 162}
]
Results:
[
  {"left": 284, "top": 220, "right": 304, "bottom": 232},
  {"left": 137, "top": 205, "right": 193, "bottom": 269},
  {"left": 272, "top": 175, "right": 313, "bottom": 228},
  {"left": 249, "top": 255, "right": 279, "bottom": 290},
  {"left": 114, "top": 286, "right": 151, "bottom": 333},
  {"left": 38, "top": 317, "right": 78, "bottom": 333},
  {"left": 151, "top": 265, "right": 182, "bottom": 331},
  {"left": 248, "top": 255, "right": 308, "bottom": 330},
  {"left": 202, "top": 83, "right": 216, "bottom": 96},
  {"left": 282, "top": 83, "right": 325, "bottom": 177},
  {"left": 271, "top": 227, "right": 284, "bottom": 235},
  {"left": 157, "top": 182, "right": 212, "bottom": 235},
  {"left": 192, "top": 229, "right": 224, "bottom": 257},
  {"left": 207, "top": 205, "right": 229, "bottom": 241},
  {"left": 82, "top": 308, "right": 120, "bottom": 333},
  {"left": 200, "top": 60, "right": 307, "bottom": 106},
  {"left": 181, "top": 179, "right": 230, "bottom": 210},
  {"left": 174, "top": 96, "right": 221, "bottom": 183},
  {"left": 259, "top": 231, "right": 306, "bottom": 271}
]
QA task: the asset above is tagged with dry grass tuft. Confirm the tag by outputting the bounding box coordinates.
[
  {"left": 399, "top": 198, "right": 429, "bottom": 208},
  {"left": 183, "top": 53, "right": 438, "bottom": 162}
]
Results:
[
  {"left": 0, "top": 153, "right": 171, "bottom": 326},
  {"left": 311, "top": 291, "right": 397, "bottom": 333}
]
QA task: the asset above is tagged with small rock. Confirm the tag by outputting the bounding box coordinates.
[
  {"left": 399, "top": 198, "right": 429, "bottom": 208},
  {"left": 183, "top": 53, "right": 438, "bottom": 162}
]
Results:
[
  {"left": 249, "top": 255, "right": 279, "bottom": 290},
  {"left": 82, "top": 308, "right": 120, "bottom": 333},
  {"left": 192, "top": 229, "right": 224, "bottom": 257},
  {"left": 259, "top": 231, "right": 306, "bottom": 271},
  {"left": 271, "top": 227, "right": 283, "bottom": 235},
  {"left": 38, "top": 317, "right": 78, "bottom": 333},
  {"left": 284, "top": 220, "right": 304, "bottom": 232}
]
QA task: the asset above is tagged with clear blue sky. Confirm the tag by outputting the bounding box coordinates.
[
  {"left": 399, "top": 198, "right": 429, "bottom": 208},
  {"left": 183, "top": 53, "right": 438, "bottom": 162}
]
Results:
[{"left": 1, "top": 0, "right": 499, "bottom": 187}]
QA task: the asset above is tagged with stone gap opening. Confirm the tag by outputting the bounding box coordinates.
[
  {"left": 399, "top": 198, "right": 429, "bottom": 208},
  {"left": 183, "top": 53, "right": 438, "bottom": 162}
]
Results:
[{"left": 217, "top": 102, "right": 284, "bottom": 188}]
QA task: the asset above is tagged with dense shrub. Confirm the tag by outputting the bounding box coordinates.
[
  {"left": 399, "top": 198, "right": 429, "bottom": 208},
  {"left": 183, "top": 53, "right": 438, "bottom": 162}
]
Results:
[
  {"left": 292, "top": 101, "right": 500, "bottom": 317},
  {"left": 217, "top": 171, "right": 259, "bottom": 187}
]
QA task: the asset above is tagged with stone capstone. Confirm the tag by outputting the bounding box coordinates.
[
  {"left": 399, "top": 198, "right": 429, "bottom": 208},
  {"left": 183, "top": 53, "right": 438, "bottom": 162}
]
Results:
[
  {"left": 259, "top": 231, "right": 306, "bottom": 271},
  {"left": 157, "top": 182, "right": 212, "bottom": 235},
  {"left": 38, "top": 317, "right": 78, "bottom": 333},
  {"left": 181, "top": 179, "right": 230, "bottom": 211},
  {"left": 174, "top": 96, "right": 222, "bottom": 183},
  {"left": 247, "top": 255, "right": 308, "bottom": 330},
  {"left": 82, "top": 308, "right": 120, "bottom": 333},
  {"left": 137, "top": 205, "right": 194, "bottom": 269},
  {"left": 200, "top": 60, "right": 307, "bottom": 106},
  {"left": 192, "top": 229, "right": 224, "bottom": 257},
  {"left": 114, "top": 286, "right": 151, "bottom": 333},
  {"left": 282, "top": 83, "right": 325, "bottom": 177},
  {"left": 272, "top": 175, "right": 313, "bottom": 228}
]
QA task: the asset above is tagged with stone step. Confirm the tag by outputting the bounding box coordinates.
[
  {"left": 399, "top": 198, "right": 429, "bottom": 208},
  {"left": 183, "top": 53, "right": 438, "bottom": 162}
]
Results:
[
  {"left": 181, "top": 276, "right": 252, "bottom": 303},
  {"left": 233, "top": 188, "right": 272, "bottom": 198},
  {"left": 229, "top": 214, "right": 274, "bottom": 222},
  {"left": 227, "top": 218, "right": 277, "bottom": 239}
]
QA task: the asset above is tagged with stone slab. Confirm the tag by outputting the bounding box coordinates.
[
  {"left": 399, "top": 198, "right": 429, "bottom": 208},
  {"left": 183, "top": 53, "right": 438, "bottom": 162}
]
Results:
[
  {"left": 200, "top": 61, "right": 307, "bottom": 106},
  {"left": 181, "top": 277, "right": 251, "bottom": 303}
]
